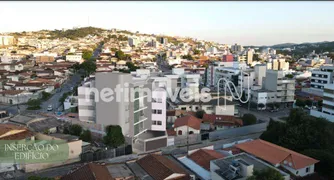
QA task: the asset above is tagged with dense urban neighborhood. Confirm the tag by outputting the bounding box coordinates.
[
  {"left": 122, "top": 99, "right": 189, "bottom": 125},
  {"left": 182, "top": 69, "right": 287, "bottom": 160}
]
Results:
[{"left": 0, "top": 24, "right": 334, "bottom": 180}]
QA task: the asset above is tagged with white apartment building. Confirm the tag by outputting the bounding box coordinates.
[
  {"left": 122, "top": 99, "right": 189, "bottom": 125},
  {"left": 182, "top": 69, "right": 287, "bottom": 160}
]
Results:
[
  {"left": 128, "top": 37, "right": 139, "bottom": 47},
  {"left": 206, "top": 62, "right": 246, "bottom": 88},
  {"left": 247, "top": 50, "right": 253, "bottom": 65},
  {"left": 0, "top": 36, "right": 15, "bottom": 46},
  {"left": 254, "top": 64, "right": 267, "bottom": 87},
  {"left": 311, "top": 84, "right": 334, "bottom": 122},
  {"left": 263, "top": 70, "right": 295, "bottom": 106},
  {"left": 66, "top": 54, "right": 83, "bottom": 63},
  {"left": 250, "top": 89, "right": 279, "bottom": 109},
  {"left": 238, "top": 69, "right": 255, "bottom": 91},
  {"left": 231, "top": 43, "right": 243, "bottom": 53},
  {"left": 78, "top": 76, "right": 96, "bottom": 123},
  {"left": 310, "top": 64, "right": 334, "bottom": 94}
]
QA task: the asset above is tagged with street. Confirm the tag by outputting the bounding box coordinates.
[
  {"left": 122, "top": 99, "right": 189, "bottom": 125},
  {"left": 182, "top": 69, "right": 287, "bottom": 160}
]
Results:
[
  {"left": 40, "top": 73, "right": 82, "bottom": 113},
  {"left": 237, "top": 106, "right": 291, "bottom": 122}
]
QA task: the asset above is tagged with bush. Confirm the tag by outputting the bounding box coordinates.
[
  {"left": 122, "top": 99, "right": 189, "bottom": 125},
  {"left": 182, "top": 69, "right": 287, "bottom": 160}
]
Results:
[
  {"left": 80, "top": 129, "right": 92, "bottom": 142},
  {"left": 27, "top": 99, "right": 41, "bottom": 110},
  {"left": 41, "top": 91, "right": 51, "bottom": 100},
  {"left": 242, "top": 113, "right": 257, "bottom": 125},
  {"left": 195, "top": 110, "right": 206, "bottom": 119},
  {"left": 69, "top": 124, "right": 82, "bottom": 136},
  {"left": 103, "top": 125, "right": 125, "bottom": 148}
]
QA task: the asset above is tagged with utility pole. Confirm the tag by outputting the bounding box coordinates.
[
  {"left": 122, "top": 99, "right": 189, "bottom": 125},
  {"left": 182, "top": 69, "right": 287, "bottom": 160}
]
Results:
[{"left": 186, "top": 125, "right": 189, "bottom": 153}]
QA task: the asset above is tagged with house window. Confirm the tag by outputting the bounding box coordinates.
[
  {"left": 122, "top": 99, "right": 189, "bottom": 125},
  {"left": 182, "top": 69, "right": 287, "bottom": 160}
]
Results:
[
  {"left": 296, "top": 171, "right": 299, "bottom": 175},
  {"left": 178, "top": 130, "right": 182, "bottom": 135},
  {"left": 157, "top": 121, "right": 162, "bottom": 125},
  {"left": 152, "top": 109, "right": 162, "bottom": 114},
  {"left": 152, "top": 121, "right": 157, "bottom": 125},
  {"left": 306, "top": 167, "right": 310, "bottom": 173},
  {"left": 181, "top": 107, "right": 186, "bottom": 110}
]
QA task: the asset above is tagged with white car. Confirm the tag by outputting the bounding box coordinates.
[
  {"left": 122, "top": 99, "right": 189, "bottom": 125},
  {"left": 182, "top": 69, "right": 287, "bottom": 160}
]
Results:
[{"left": 47, "top": 105, "right": 53, "bottom": 111}]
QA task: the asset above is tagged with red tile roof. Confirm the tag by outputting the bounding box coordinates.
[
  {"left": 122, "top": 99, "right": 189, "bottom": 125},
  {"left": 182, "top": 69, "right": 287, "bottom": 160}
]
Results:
[
  {"left": 188, "top": 149, "right": 225, "bottom": 170},
  {"left": 0, "top": 124, "right": 25, "bottom": 136},
  {"left": 0, "top": 90, "right": 25, "bottom": 96},
  {"left": 137, "top": 154, "right": 189, "bottom": 180},
  {"left": 166, "top": 129, "right": 177, "bottom": 136},
  {"left": 61, "top": 163, "right": 114, "bottom": 180},
  {"left": 235, "top": 139, "right": 319, "bottom": 169},
  {"left": 202, "top": 114, "right": 243, "bottom": 126},
  {"left": 174, "top": 116, "right": 202, "bottom": 130}
]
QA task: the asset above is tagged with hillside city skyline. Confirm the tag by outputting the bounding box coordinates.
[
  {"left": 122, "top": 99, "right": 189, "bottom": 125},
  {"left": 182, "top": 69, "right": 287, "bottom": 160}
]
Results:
[{"left": 1, "top": 1, "right": 334, "bottom": 46}]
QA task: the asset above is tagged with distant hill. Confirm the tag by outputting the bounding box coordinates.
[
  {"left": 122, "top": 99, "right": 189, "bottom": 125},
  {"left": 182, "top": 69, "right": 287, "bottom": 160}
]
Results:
[{"left": 48, "top": 27, "right": 105, "bottom": 40}]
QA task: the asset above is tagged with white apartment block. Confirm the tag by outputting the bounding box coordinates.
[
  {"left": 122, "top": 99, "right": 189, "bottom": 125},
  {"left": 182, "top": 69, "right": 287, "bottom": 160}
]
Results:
[
  {"left": 254, "top": 64, "right": 267, "bottom": 87},
  {"left": 66, "top": 54, "right": 83, "bottom": 63},
  {"left": 250, "top": 89, "right": 279, "bottom": 109},
  {"left": 78, "top": 76, "right": 96, "bottom": 123},
  {"left": 238, "top": 69, "right": 255, "bottom": 91},
  {"left": 311, "top": 84, "right": 334, "bottom": 122},
  {"left": 0, "top": 36, "right": 15, "bottom": 46},
  {"left": 310, "top": 64, "right": 334, "bottom": 93},
  {"left": 264, "top": 70, "right": 295, "bottom": 105}
]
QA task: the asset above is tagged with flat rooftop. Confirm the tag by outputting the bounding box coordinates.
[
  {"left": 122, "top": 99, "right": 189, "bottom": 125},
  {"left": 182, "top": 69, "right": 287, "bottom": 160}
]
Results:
[
  {"left": 212, "top": 153, "right": 289, "bottom": 180},
  {"left": 106, "top": 163, "right": 134, "bottom": 179}
]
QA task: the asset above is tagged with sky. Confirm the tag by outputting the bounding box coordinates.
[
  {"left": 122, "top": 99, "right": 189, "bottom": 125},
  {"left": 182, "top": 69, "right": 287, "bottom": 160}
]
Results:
[{"left": 1, "top": 1, "right": 334, "bottom": 46}]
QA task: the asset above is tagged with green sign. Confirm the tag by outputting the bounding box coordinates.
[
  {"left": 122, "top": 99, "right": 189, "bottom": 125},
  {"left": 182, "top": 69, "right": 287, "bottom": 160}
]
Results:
[{"left": 0, "top": 140, "right": 69, "bottom": 163}]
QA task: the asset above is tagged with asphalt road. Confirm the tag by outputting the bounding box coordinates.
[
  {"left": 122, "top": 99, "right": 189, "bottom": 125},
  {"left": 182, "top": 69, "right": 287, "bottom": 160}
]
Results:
[
  {"left": 40, "top": 73, "right": 82, "bottom": 113},
  {"left": 237, "top": 106, "right": 291, "bottom": 122}
]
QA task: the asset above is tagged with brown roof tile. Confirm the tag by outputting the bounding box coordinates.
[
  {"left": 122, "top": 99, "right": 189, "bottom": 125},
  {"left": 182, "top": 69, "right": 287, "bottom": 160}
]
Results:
[
  {"left": 137, "top": 154, "right": 190, "bottom": 180},
  {"left": 0, "top": 124, "right": 26, "bottom": 136},
  {"left": 202, "top": 114, "right": 243, "bottom": 126},
  {"left": 61, "top": 163, "right": 114, "bottom": 180},
  {"left": 188, "top": 149, "right": 225, "bottom": 170},
  {"left": 0, "top": 90, "right": 25, "bottom": 96},
  {"left": 235, "top": 139, "right": 319, "bottom": 169},
  {"left": 174, "top": 116, "right": 202, "bottom": 130}
]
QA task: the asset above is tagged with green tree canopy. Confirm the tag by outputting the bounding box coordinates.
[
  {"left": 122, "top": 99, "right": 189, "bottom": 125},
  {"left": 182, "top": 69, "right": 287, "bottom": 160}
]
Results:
[
  {"left": 195, "top": 110, "right": 206, "bottom": 119},
  {"left": 27, "top": 99, "right": 41, "bottom": 110},
  {"left": 69, "top": 124, "right": 83, "bottom": 136},
  {"left": 247, "top": 168, "right": 284, "bottom": 180},
  {"left": 82, "top": 50, "right": 93, "bottom": 60},
  {"left": 285, "top": 74, "right": 294, "bottom": 79},
  {"left": 242, "top": 113, "right": 257, "bottom": 125},
  {"left": 295, "top": 98, "right": 305, "bottom": 107},
  {"left": 115, "top": 50, "right": 126, "bottom": 60},
  {"left": 103, "top": 125, "right": 125, "bottom": 148},
  {"left": 80, "top": 129, "right": 92, "bottom": 142},
  {"left": 260, "top": 108, "right": 334, "bottom": 178}
]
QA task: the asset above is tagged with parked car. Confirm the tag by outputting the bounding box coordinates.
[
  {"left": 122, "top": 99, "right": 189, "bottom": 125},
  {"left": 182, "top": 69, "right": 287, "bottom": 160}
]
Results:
[{"left": 47, "top": 105, "right": 53, "bottom": 111}]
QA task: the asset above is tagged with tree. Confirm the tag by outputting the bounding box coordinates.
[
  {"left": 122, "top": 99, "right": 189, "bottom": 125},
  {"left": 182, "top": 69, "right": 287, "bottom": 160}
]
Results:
[
  {"left": 285, "top": 74, "right": 294, "bottom": 79},
  {"left": 41, "top": 91, "right": 51, "bottom": 100},
  {"left": 80, "top": 129, "right": 92, "bottom": 142},
  {"left": 305, "top": 99, "right": 313, "bottom": 107},
  {"left": 125, "top": 61, "right": 139, "bottom": 71},
  {"left": 82, "top": 50, "right": 93, "bottom": 60},
  {"left": 257, "top": 103, "right": 265, "bottom": 110},
  {"left": 247, "top": 168, "right": 284, "bottom": 180},
  {"left": 69, "top": 124, "right": 82, "bottom": 136},
  {"left": 318, "top": 100, "right": 323, "bottom": 107},
  {"left": 242, "top": 113, "right": 257, "bottom": 125},
  {"left": 295, "top": 98, "right": 305, "bottom": 107},
  {"left": 103, "top": 125, "right": 125, "bottom": 148},
  {"left": 260, "top": 108, "right": 334, "bottom": 178},
  {"left": 80, "top": 59, "right": 96, "bottom": 76},
  {"left": 193, "top": 49, "right": 200, "bottom": 55},
  {"left": 181, "top": 54, "right": 194, "bottom": 60},
  {"left": 27, "top": 99, "right": 41, "bottom": 110},
  {"left": 195, "top": 110, "right": 206, "bottom": 119},
  {"left": 115, "top": 50, "right": 126, "bottom": 60},
  {"left": 63, "top": 126, "right": 70, "bottom": 134}
]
